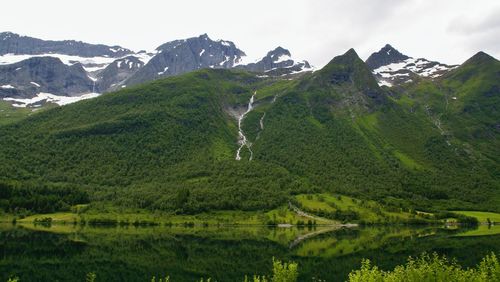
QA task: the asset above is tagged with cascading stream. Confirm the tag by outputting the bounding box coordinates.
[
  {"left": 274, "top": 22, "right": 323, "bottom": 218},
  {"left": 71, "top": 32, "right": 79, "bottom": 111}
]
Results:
[
  {"left": 259, "top": 113, "right": 266, "bottom": 130},
  {"left": 235, "top": 91, "right": 256, "bottom": 161}
]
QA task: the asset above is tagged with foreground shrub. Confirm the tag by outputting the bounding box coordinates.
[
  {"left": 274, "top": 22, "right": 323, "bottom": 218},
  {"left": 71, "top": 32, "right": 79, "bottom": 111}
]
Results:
[
  {"left": 247, "top": 258, "right": 299, "bottom": 282},
  {"left": 348, "top": 252, "right": 500, "bottom": 282},
  {"left": 7, "top": 254, "right": 499, "bottom": 282}
]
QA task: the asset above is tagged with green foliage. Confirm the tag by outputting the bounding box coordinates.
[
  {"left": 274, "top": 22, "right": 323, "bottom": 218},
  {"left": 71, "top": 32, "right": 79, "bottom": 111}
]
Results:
[
  {"left": 0, "top": 51, "right": 498, "bottom": 215},
  {"left": 270, "top": 258, "right": 298, "bottom": 282},
  {"left": 6, "top": 254, "right": 499, "bottom": 282},
  {"left": 246, "top": 258, "right": 298, "bottom": 282},
  {"left": 0, "top": 101, "right": 32, "bottom": 126},
  {"left": 151, "top": 276, "right": 170, "bottom": 282},
  {"left": 85, "top": 272, "right": 96, "bottom": 282},
  {"left": 2, "top": 223, "right": 500, "bottom": 282},
  {"left": 452, "top": 211, "right": 500, "bottom": 224},
  {"left": 348, "top": 253, "right": 500, "bottom": 282},
  {"left": 0, "top": 180, "right": 89, "bottom": 214}
]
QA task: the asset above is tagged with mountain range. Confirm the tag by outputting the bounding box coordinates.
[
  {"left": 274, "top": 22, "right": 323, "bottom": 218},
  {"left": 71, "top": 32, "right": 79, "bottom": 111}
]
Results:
[
  {"left": 0, "top": 32, "right": 498, "bottom": 216},
  {"left": 0, "top": 32, "right": 312, "bottom": 106}
]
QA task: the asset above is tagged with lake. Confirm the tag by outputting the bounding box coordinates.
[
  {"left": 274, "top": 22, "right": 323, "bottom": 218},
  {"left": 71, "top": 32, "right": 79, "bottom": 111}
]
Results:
[{"left": 1, "top": 223, "right": 499, "bottom": 281}]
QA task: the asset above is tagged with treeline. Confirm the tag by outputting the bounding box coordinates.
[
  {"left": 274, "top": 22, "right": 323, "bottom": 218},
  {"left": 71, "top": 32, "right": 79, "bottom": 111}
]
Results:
[
  {"left": 433, "top": 211, "right": 479, "bottom": 225},
  {"left": 0, "top": 68, "right": 498, "bottom": 215},
  {"left": 0, "top": 180, "right": 89, "bottom": 214}
]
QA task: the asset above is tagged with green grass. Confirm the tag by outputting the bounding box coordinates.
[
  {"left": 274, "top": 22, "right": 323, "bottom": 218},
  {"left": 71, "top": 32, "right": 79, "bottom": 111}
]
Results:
[
  {"left": 294, "top": 227, "right": 436, "bottom": 258},
  {"left": 452, "top": 211, "right": 500, "bottom": 223},
  {"left": 456, "top": 225, "right": 500, "bottom": 237},
  {"left": 3, "top": 203, "right": 335, "bottom": 227},
  {"left": 266, "top": 205, "right": 334, "bottom": 225},
  {"left": 294, "top": 193, "right": 426, "bottom": 224},
  {"left": 0, "top": 101, "right": 33, "bottom": 126},
  {"left": 393, "top": 150, "right": 423, "bottom": 170}
]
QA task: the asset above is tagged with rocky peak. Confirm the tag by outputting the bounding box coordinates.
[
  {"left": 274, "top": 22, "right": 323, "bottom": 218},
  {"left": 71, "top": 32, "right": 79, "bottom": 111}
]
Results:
[
  {"left": 239, "top": 46, "right": 312, "bottom": 75},
  {"left": 367, "top": 44, "right": 458, "bottom": 87},
  {"left": 267, "top": 47, "right": 292, "bottom": 61},
  {"left": 125, "top": 34, "right": 246, "bottom": 86},
  {"left": 0, "top": 31, "right": 133, "bottom": 58},
  {"left": 366, "top": 44, "right": 410, "bottom": 70},
  {"left": 320, "top": 48, "right": 378, "bottom": 87},
  {"left": 463, "top": 51, "right": 498, "bottom": 66},
  {"left": 0, "top": 56, "right": 93, "bottom": 99}
]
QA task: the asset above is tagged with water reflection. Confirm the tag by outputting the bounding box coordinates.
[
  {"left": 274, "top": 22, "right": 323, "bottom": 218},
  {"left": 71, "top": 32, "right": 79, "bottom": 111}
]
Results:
[{"left": 0, "top": 223, "right": 499, "bottom": 282}]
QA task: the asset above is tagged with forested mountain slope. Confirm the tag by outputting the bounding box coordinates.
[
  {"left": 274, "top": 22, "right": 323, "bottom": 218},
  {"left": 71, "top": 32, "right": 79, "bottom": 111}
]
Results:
[{"left": 0, "top": 49, "right": 498, "bottom": 214}]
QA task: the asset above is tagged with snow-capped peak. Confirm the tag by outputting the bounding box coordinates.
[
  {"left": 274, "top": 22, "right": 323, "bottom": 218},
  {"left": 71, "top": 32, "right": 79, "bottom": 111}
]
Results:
[{"left": 367, "top": 44, "right": 458, "bottom": 87}]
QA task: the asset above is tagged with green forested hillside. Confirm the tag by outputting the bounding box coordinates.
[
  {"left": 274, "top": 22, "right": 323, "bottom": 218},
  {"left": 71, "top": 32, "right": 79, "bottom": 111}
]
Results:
[{"left": 0, "top": 49, "right": 498, "bottom": 215}]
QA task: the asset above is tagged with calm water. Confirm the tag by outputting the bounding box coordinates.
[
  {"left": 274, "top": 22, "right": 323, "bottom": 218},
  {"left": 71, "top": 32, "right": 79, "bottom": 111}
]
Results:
[{"left": 1, "top": 223, "right": 499, "bottom": 282}]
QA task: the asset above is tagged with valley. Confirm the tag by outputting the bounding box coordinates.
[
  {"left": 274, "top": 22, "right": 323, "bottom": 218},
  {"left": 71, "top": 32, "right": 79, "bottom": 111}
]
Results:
[
  {"left": 0, "top": 26, "right": 499, "bottom": 282},
  {"left": 1, "top": 47, "right": 499, "bottom": 219}
]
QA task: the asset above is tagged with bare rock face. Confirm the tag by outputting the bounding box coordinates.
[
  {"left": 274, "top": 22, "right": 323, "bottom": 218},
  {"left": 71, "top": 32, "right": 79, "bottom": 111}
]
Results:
[
  {"left": 0, "top": 32, "right": 132, "bottom": 58},
  {"left": 366, "top": 44, "right": 457, "bottom": 87},
  {"left": 125, "top": 34, "right": 246, "bottom": 86},
  {"left": 0, "top": 32, "right": 315, "bottom": 105},
  {"left": 238, "top": 46, "right": 312, "bottom": 76},
  {"left": 366, "top": 44, "right": 410, "bottom": 70},
  {"left": 0, "top": 57, "right": 93, "bottom": 98},
  {"left": 97, "top": 56, "right": 145, "bottom": 92}
]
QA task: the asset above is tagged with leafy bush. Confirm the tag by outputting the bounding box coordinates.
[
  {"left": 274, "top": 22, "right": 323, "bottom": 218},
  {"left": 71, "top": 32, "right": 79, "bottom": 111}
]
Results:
[
  {"left": 348, "top": 253, "right": 500, "bottom": 282},
  {"left": 247, "top": 258, "right": 298, "bottom": 282}
]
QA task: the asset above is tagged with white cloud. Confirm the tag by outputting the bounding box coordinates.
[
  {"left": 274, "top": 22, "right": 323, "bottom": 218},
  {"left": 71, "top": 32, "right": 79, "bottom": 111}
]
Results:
[{"left": 0, "top": 0, "right": 498, "bottom": 68}]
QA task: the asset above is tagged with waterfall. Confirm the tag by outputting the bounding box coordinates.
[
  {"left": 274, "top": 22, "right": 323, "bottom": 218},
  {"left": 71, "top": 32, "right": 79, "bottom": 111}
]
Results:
[{"left": 235, "top": 92, "right": 256, "bottom": 161}]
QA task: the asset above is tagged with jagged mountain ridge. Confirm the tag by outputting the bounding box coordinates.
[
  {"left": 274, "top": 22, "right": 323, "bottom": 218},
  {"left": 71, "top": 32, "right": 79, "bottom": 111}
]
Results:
[
  {"left": 124, "top": 34, "right": 246, "bottom": 87},
  {"left": 366, "top": 44, "right": 458, "bottom": 87},
  {"left": 0, "top": 31, "right": 133, "bottom": 57},
  {"left": 0, "top": 32, "right": 313, "bottom": 105},
  {"left": 0, "top": 57, "right": 94, "bottom": 98},
  {"left": 237, "top": 46, "right": 312, "bottom": 75}
]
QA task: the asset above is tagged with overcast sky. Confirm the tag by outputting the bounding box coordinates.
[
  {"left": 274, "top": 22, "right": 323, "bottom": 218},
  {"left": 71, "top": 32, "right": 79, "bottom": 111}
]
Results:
[{"left": 2, "top": 0, "right": 499, "bottom": 67}]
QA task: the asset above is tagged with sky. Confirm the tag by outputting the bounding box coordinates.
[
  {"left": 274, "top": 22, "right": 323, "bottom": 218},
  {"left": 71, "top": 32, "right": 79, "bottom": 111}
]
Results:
[{"left": 1, "top": 0, "right": 499, "bottom": 68}]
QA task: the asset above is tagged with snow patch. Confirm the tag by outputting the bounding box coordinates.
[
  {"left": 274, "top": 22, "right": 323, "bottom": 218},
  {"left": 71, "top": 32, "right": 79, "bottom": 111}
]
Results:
[
  {"left": 274, "top": 54, "right": 292, "bottom": 63},
  {"left": 3, "top": 92, "right": 100, "bottom": 107},
  {"left": 219, "top": 55, "right": 230, "bottom": 66},
  {"left": 0, "top": 53, "right": 117, "bottom": 67},
  {"left": 30, "top": 82, "right": 41, "bottom": 87},
  {"left": 133, "top": 52, "right": 154, "bottom": 65},
  {"left": 109, "top": 47, "right": 124, "bottom": 53},
  {"left": 378, "top": 80, "right": 392, "bottom": 87},
  {"left": 0, "top": 52, "right": 152, "bottom": 74},
  {"left": 373, "top": 57, "right": 457, "bottom": 82},
  {"left": 157, "top": 66, "right": 169, "bottom": 75},
  {"left": 233, "top": 55, "right": 259, "bottom": 66},
  {"left": 1, "top": 84, "right": 15, "bottom": 89}
]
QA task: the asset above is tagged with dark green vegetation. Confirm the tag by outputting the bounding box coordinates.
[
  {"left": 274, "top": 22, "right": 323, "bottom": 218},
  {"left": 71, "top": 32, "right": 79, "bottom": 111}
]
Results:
[
  {"left": 0, "top": 101, "right": 32, "bottom": 126},
  {"left": 1, "top": 224, "right": 500, "bottom": 281},
  {"left": 0, "top": 49, "right": 498, "bottom": 216},
  {"left": 7, "top": 253, "right": 500, "bottom": 282},
  {"left": 348, "top": 252, "right": 500, "bottom": 282}
]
